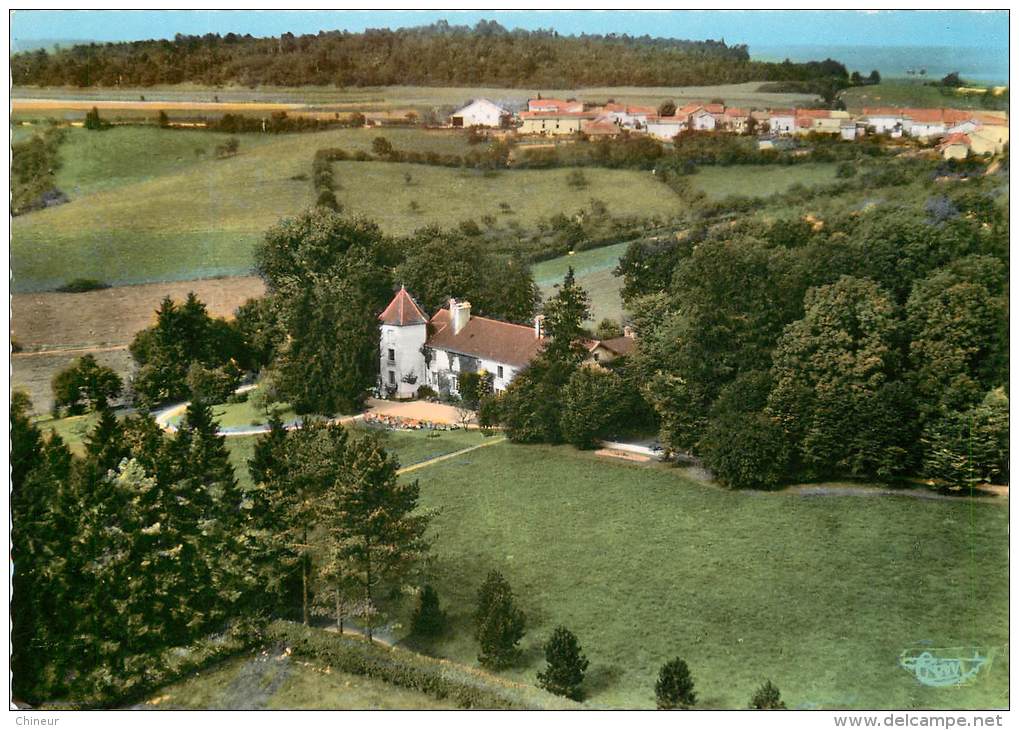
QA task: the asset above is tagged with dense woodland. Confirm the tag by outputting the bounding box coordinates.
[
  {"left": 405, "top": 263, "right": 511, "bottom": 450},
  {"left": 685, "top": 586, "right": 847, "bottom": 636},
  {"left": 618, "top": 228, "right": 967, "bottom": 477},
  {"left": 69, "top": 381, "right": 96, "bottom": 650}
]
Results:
[{"left": 11, "top": 20, "right": 850, "bottom": 89}]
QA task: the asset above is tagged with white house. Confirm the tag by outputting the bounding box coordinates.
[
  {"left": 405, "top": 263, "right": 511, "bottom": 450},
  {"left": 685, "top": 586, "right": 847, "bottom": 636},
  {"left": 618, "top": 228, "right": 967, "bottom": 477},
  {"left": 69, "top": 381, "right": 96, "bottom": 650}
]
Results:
[
  {"left": 769, "top": 109, "right": 797, "bottom": 135},
  {"left": 378, "top": 288, "right": 544, "bottom": 398},
  {"left": 645, "top": 115, "right": 687, "bottom": 140},
  {"left": 450, "top": 98, "right": 511, "bottom": 128},
  {"left": 862, "top": 108, "right": 905, "bottom": 136}
]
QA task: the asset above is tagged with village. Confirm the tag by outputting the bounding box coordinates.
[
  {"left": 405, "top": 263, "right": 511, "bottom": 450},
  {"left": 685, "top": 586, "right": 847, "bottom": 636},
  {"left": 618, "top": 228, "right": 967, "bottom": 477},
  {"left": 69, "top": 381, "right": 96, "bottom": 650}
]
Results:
[{"left": 449, "top": 96, "right": 1009, "bottom": 158}]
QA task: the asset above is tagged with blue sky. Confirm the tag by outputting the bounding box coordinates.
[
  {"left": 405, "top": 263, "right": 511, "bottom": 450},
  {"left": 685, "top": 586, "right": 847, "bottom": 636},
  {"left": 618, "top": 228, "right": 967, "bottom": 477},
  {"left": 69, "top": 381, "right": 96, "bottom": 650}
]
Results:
[{"left": 9, "top": 10, "right": 1009, "bottom": 51}]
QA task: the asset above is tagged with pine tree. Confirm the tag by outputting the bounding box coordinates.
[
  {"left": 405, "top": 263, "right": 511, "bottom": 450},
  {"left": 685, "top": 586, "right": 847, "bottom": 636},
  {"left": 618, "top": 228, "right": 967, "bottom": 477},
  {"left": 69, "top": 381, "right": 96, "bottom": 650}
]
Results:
[
  {"left": 12, "top": 421, "right": 76, "bottom": 702},
  {"left": 655, "top": 657, "right": 697, "bottom": 709},
  {"left": 474, "top": 570, "right": 526, "bottom": 668},
  {"left": 320, "top": 434, "right": 429, "bottom": 641},
  {"left": 749, "top": 679, "right": 787, "bottom": 709},
  {"left": 411, "top": 584, "right": 447, "bottom": 637},
  {"left": 541, "top": 267, "right": 591, "bottom": 365},
  {"left": 537, "top": 626, "right": 589, "bottom": 700}
]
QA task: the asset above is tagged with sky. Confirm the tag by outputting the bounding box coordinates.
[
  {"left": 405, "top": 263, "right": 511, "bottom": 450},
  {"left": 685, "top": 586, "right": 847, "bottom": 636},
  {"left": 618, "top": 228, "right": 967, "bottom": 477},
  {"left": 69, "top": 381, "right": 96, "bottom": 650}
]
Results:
[{"left": 9, "top": 10, "right": 1010, "bottom": 52}]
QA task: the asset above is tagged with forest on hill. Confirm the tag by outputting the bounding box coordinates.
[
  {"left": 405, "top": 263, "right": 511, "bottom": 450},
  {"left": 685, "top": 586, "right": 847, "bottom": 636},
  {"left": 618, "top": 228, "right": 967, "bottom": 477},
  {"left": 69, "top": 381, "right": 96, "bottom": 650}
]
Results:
[{"left": 11, "top": 20, "right": 850, "bottom": 89}]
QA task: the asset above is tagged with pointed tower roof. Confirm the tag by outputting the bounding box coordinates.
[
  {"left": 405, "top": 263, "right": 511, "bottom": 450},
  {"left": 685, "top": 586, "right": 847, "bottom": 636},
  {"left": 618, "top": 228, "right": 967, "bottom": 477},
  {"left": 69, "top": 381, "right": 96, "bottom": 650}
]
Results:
[{"left": 379, "top": 286, "right": 428, "bottom": 326}]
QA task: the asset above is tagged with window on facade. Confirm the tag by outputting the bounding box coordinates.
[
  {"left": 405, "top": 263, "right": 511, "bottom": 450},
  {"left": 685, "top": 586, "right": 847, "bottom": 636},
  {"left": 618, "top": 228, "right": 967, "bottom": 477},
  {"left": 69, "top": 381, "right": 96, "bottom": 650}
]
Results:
[
  {"left": 388, "top": 370, "right": 395, "bottom": 385},
  {"left": 387, "top": 348, "right": 395, "bottom": 362},
  {"left": 498, "top": 365, "right": 504, "bottom": 379}
]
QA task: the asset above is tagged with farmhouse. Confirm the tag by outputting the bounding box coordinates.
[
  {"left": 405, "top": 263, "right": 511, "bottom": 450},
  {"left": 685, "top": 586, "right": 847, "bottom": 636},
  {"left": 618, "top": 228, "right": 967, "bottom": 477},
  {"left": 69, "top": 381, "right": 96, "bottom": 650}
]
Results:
[
  {"left": 645, "top": 115, "right": 687, "bottom": 140},
  {"left": 378, "top": 287, "right": 637, "bottom": 399},
  {"left": 379, "top": 287, "right": 544, "bottom": 398},
  {"left": 450, "top": 98, "right": 511, "bottom": 128},
  {"left": 527, "top": 98, "right": 584, "bottom": 113},
  {"left": 519, "top": 110, "right": 596, "bottom": 135}
]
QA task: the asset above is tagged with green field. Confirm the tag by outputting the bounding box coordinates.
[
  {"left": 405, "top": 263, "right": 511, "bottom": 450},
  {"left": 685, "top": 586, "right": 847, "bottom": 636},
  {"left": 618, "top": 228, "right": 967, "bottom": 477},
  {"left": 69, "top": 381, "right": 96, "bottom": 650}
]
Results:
[
  {"left": 331, "top": 161, "right": 679, "bottom": 237},
  {"left": 11, "top": 126, "right": 676, "bottom": 292},
  {"left": 690, "top": 162, "right": 839, "bottom": 201},
  {"left": 226, "top": 427, "right": 490, "bottom": 492},
  {"left": 392, "top": 442, "right": 1008, "bottom": 709},
  {"left": 842, "top": 81, "right": 1007, "bottom": 112},
  {"left": 137, "top": 652, "right": 455, "bottom": 710}
]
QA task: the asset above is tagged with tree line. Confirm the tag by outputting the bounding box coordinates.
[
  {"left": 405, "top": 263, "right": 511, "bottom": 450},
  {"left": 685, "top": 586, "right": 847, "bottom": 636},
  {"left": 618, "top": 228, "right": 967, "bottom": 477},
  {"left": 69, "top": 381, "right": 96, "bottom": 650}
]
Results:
[
  {"left": 11, "top": 20, "right": 850, "bottom": 89},
  {"left": 616, "top": 188, "right": 1008, "bottom": 490}
]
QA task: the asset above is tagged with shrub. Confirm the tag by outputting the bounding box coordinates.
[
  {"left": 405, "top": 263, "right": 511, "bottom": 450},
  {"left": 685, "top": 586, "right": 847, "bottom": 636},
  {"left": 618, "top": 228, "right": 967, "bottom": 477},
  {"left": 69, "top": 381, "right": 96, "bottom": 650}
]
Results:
[
  {"left": 410, "top": 585, "right": 446, "bottom": 637},
  {"left": 474, "top": 570, "right": 526, "bottom": 669},
  {"left": 416, "top": 385, "right": 438, "bottom": 400},
  {"left": 835, "top": 161, "right": 856, "bottom": 179},
  {"left": 372, "top": 136, "right": 393, "bottom": 156},
  {"left": 267, "top": 621, "right": 575, "bottom": 709},
  {"left": 55, "top": 278, "right": 111, "bottom": 293},
  {"left": 749, "top": 679, "right": 787, "bottom": 709},
  {"left": 477, "top": 393, "right": 503, "bottom": 428},
  {"left": 51, "top": 354, "right": 123, "bottom": 415},
  {"left": 566, "top": 169, "right": 589, "bottom": 189},
  {"left": 536, "top": 626, "right": 589, "bottom": 700},
  {"left": 655, "top": 658, "right": 696, "bottom": 709},
  {"left": 316, "top": 189, "right": 341, "bottom": 211}
]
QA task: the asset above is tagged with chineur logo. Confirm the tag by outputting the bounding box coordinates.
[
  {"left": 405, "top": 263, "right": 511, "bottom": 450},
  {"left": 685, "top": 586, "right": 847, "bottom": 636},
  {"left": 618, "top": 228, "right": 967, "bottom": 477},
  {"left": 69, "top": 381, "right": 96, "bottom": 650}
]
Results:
[{"left": 899, "top": 647, "right": 993, "bottom": 687}]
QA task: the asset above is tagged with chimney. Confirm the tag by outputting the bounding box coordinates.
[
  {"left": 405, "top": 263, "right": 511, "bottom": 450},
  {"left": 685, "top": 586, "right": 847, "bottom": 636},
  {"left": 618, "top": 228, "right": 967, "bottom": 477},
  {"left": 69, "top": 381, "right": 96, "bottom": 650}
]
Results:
[
  {"left": 534, "top": 314, "right": 545, "bottom": 339},
  {"left": 451, "top": 298, "right": 471, "bottom": 335},
  {"left": 623, "top": 325, "right": 636, "bottom": 339}
]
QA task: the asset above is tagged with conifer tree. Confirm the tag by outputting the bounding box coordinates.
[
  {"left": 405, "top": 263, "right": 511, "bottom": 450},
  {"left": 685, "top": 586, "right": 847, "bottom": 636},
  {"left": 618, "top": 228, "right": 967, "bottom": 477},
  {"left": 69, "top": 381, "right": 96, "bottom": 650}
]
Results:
[
  {"left": 474, "top": 570, "right": 526, "bottom": 668},
  {"left": 655, "top": 657, "right": 697, "bottom": 709},
  {"left": 319, "top": 433, "right": 429, "bottom": 641},
  {"left": 537, "top": 626, "right": 589, "bottom": 700}
]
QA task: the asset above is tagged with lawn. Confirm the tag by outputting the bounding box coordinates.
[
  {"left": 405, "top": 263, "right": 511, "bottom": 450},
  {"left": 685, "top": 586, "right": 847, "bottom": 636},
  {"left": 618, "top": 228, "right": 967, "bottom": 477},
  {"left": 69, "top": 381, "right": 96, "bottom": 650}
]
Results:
[
  {"left": 533, "top": 241, "right": 630, "bottom": 325},
  {"left": 332, "top": 161, "right": 680, "bottom": 237},
  {"left": 166, "top": 397, "right": 298, "bottom": 431},
  {"left": 689, "top": 163, "right": 840, "bottom": 201},
  {"left": 226, "top": 426, "right": 490, "bottom": 492},
  {"left": 394, "top": 442, "right": 1008, "bottom": 709},
  {"left": 10, "top": 126, "right": 477, "bottom": 292},
  {"left": 136, "top": 652, "right": 455, "bottom": 710}
]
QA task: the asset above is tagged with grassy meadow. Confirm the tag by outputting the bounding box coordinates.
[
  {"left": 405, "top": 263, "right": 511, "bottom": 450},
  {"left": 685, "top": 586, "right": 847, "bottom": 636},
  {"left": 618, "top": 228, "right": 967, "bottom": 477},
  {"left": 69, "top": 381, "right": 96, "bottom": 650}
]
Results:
[
  {"left": 11, "top": 125, "right": 676, "bottom": 292},
  {"left": 690, "top": 162, "right": 839, "bottom": 200},
  {"left": 394, "top": 441, "right": 1008, "bottom": 709},
  {"left": 841, "top": 81, "right": 1007, "bottom": 112},
  {"left": 332, "top": 161, "right": 678, "bottom": 237}
]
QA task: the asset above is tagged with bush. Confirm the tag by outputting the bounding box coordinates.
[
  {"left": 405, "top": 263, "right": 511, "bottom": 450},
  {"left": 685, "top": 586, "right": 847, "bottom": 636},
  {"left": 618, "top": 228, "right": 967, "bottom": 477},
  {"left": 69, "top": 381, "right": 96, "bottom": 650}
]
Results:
[
  {"left": 655, "top": 658, "right": 696, "bottom": 709},
  {"left": 474, "top": 570, "right": 526, "bottom": 669},
  {"left": 566, "top": 169, "right": 589, "bottom": 189},
  {"left": 267, "top": 621, "right": 575, "bottom": 709},
  {"left": 536, "top": 626, "right": 589, "bottom": 700},
  {"left": 415, "top": 385, "right": 438, "bottom": 400},
  {"left": 186, "top": 361, "right": 240, "bottom": 404},
  {"left": 410, "top": 585, "right": 446, "bottom": 637},
  {"left": 835, "top": 161, "right": 856, "bottom": 178},
  {"left": 55, "top": 278, "right": 111, "bottom": 293},
  {"left": 749, "top": 679, "right": 787, "bottom": 709},
  {"left": 477, "top": 393, "right": 503, "bottom": 428},
  {"left": 51, "top": 354, "right": 123, "bottom": 415}
]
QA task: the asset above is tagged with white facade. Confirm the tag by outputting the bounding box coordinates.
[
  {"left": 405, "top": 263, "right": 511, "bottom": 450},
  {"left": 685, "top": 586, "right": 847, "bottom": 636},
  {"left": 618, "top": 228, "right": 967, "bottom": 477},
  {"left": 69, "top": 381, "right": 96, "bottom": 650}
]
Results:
[
  {"left": 646, "top": 118, "right": 686, "bottom": 140},
  {"left": 690, "top": 109, "right": 717, "bottom": 131},
  {"left": 907, "top": 120, "right": 946, "bottom": 139},
  {"left": 770, "top": 113, "right": 796, "bottom": 135},
  {"left": 380, "top": 322, "right": 427, "bottom": 398},
  {"left": 423, "top": 349, "right": 518, "bottom": 396},
  {"left": 865, "top": 114, "right": 904, "bottom": 135},
  {"left": 450, "top": 99, "right": 509, "bottom": 128}
]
